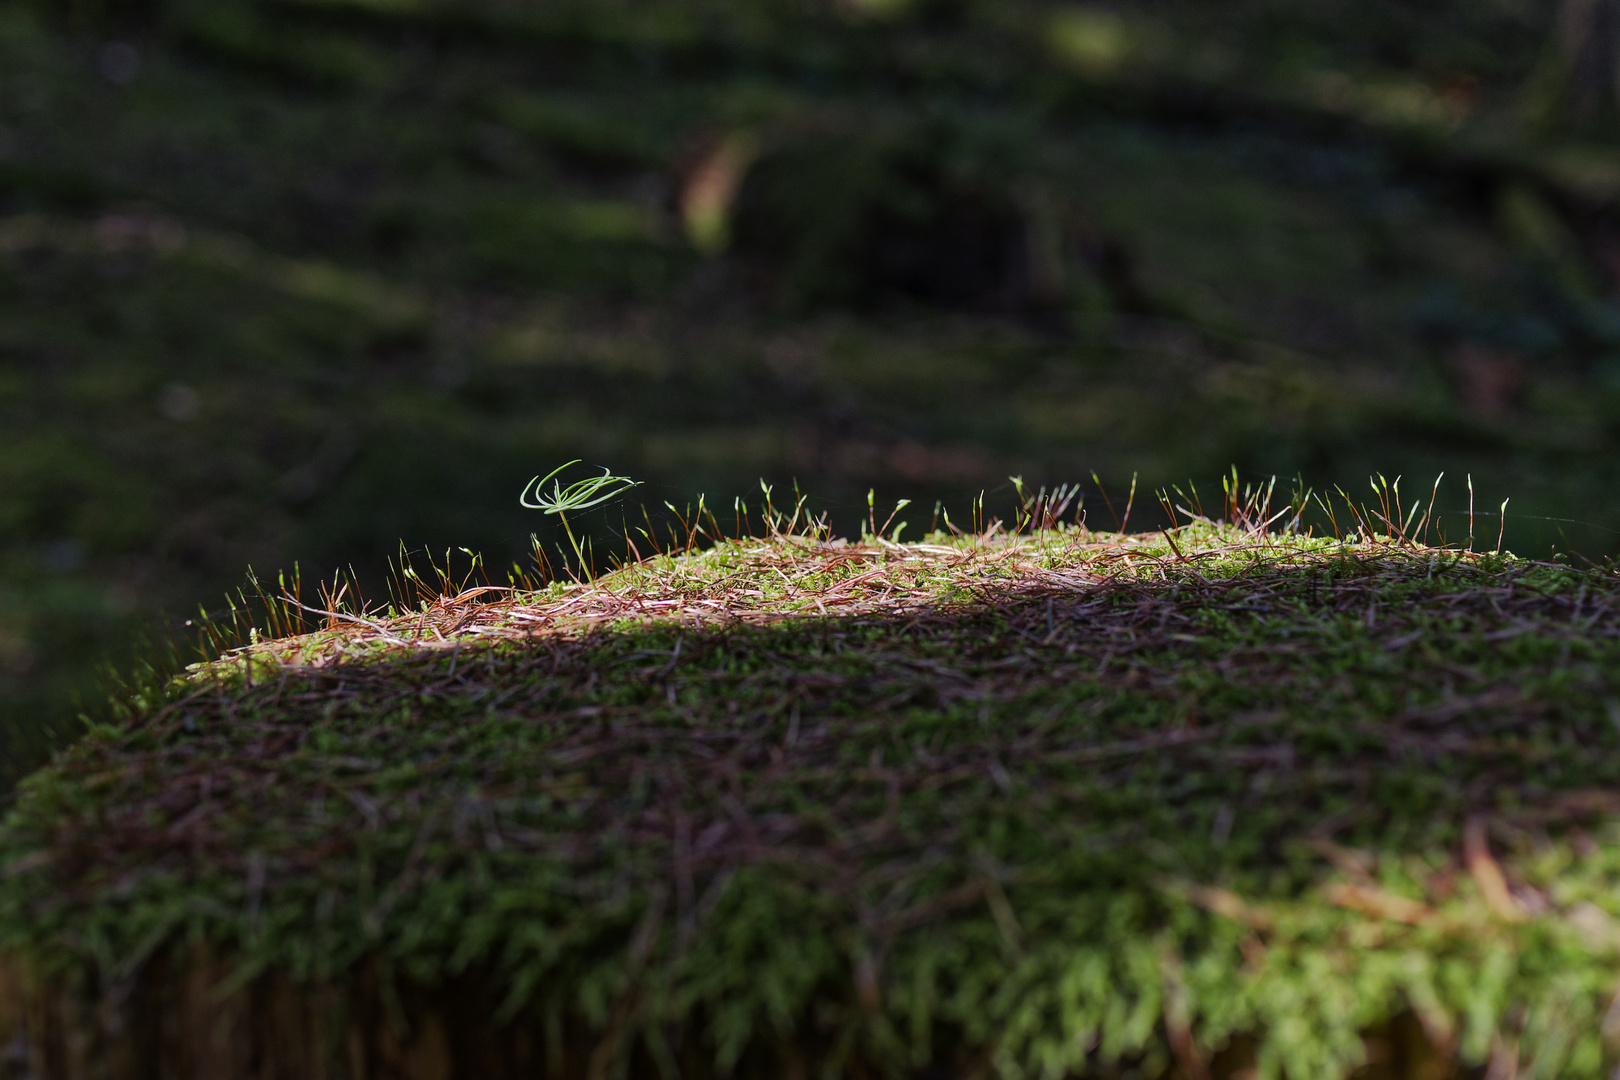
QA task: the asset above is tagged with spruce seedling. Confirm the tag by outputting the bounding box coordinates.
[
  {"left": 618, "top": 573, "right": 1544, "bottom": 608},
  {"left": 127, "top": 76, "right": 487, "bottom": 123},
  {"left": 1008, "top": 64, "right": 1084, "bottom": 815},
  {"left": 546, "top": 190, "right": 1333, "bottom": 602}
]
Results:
[{"left": 520, "top": 461, "right": 642, "bottom": 579}]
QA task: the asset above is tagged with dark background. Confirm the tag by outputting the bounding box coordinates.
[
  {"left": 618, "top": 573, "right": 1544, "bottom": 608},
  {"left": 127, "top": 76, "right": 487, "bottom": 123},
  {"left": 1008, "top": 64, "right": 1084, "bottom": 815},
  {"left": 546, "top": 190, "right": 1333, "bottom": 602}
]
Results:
[{"left": 6, "top": 0, "right": 1620, "bottom": 793}]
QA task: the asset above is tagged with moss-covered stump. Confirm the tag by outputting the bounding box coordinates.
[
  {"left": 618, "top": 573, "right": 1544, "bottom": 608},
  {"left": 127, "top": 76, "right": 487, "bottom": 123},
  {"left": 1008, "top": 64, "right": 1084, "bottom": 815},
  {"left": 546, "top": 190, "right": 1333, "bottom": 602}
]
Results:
[{"left": 4, "top": 526, "right": 1620, "bottom": 1079}]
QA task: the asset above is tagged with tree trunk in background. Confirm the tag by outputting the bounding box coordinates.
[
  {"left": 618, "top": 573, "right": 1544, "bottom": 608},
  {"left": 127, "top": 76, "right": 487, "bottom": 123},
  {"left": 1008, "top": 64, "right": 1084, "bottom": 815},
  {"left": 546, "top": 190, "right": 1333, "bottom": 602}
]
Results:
[{"left": 1548, "top": 0, "right": 1620, "bottom": 124}]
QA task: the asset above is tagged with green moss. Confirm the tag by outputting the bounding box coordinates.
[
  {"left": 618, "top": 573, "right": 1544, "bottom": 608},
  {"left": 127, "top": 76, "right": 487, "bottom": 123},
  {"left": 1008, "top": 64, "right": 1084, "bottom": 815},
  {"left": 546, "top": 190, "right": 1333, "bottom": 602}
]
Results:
[{"left": 4, "top": 526, "right": 1620, "bottom": 1075}]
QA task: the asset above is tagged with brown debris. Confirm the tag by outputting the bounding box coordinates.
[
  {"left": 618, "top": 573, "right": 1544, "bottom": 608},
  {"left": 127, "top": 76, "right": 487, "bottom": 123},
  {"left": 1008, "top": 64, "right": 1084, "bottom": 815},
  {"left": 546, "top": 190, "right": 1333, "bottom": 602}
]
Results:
[{"left": 1464, "top": 817, "right": 1528, "bottom": 923}]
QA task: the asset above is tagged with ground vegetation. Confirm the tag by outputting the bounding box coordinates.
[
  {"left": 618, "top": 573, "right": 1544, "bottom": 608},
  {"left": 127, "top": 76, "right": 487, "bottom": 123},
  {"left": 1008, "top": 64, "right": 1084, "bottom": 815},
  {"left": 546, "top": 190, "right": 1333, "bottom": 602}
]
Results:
[{"left": 4, "top": 487, "right": 1620, "bottom": 1078}]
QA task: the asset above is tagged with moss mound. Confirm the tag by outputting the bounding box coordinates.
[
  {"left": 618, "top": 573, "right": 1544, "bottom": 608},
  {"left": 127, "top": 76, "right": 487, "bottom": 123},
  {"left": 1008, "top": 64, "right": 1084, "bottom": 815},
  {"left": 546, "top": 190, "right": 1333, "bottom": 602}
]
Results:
[{"left": 4, "top": 525, "right": 1620, "bottom": 1078}]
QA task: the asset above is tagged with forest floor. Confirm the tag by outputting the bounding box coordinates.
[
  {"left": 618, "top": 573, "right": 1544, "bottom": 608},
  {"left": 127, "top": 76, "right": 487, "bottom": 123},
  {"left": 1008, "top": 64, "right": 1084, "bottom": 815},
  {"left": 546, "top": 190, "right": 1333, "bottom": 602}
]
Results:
[{"left": 5, "top": 504, "right": 1620, "bottom": 1079}]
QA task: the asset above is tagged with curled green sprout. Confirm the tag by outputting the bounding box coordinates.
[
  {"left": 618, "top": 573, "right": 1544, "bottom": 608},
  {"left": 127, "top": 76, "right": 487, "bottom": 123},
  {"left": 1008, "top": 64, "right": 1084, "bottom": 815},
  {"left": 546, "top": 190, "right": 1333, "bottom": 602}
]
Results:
[
  {"left": 520, "top": 461, "right": 642, "bottom": 579},
  {"left": 521, "top": 461, "right": 640, "bottom": 516}
]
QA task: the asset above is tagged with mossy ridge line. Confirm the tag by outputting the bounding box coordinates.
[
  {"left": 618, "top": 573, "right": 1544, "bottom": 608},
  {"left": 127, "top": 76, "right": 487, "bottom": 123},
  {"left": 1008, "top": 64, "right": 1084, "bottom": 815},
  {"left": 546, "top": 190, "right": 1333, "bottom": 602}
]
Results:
[{"left": 4, "top": 527, "right": 1620, "bottom": 1079}]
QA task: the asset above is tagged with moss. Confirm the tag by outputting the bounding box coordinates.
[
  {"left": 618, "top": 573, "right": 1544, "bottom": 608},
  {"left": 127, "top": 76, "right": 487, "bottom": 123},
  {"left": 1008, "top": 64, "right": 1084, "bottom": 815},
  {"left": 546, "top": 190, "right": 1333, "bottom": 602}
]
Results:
[{"left": 4, "top": 524, "right": 1620, "bottom": 1076}]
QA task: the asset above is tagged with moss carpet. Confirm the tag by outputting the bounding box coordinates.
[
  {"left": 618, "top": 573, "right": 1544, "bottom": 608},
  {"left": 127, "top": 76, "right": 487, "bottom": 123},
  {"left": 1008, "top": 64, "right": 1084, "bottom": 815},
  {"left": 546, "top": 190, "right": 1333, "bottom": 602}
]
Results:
[{"left": 4, "top": 522, "right": 1620, "bottom": 1078}]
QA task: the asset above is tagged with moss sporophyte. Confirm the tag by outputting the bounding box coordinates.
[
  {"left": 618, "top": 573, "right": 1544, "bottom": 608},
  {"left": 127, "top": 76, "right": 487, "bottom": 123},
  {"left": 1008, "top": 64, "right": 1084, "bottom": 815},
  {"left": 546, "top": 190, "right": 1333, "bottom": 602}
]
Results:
[{"left": 3, "top": 501, "right": 1620, "bottom": 1078}]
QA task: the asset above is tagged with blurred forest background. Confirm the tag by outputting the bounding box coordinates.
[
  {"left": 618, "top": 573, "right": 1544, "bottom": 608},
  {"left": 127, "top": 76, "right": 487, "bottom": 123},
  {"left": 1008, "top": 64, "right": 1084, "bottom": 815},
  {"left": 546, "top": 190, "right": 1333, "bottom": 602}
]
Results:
[{"left": 7, "top": 0, "right": 1620, "bottom": 793}]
